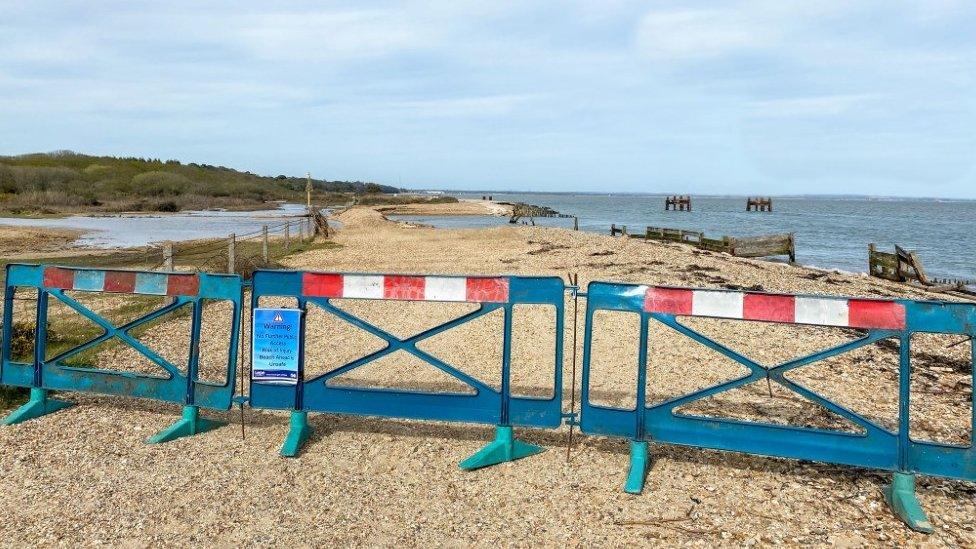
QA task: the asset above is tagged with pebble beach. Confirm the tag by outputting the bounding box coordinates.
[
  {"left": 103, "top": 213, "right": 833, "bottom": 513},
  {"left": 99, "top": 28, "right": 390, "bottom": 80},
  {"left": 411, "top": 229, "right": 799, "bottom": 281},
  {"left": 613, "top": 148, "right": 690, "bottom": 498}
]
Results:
[{"left": 1, "top": 204, "right": 974, "bottom": 547}]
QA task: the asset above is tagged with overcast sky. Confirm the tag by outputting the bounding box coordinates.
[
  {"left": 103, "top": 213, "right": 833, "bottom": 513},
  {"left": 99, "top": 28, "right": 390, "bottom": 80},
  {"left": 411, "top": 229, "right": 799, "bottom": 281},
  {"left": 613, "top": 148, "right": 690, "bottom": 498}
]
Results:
[{"left": 1, "top": 1, "right": 974, "bottom": 197}]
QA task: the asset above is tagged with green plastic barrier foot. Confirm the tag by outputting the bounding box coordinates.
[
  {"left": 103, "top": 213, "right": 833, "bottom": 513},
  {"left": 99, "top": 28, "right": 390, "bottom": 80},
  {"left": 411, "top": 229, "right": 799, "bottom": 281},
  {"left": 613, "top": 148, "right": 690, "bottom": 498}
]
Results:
[
  {"left": 1, "top": 387, "right": 73, "bottom": 426},
  {"left": 280, "top": 411, "right": 313, "bottom": 457},
  {"left": 459, "top": 425, "right": 544, "bottom": 470},
  {"left": 885, "top": 472, "right": 934, "bottom": 534},
  {"left": 624, "top": 440, "right": 649, "bottom": 494},
  {"left": 146, "top": 405, "right": 225, "bottom": 444}
]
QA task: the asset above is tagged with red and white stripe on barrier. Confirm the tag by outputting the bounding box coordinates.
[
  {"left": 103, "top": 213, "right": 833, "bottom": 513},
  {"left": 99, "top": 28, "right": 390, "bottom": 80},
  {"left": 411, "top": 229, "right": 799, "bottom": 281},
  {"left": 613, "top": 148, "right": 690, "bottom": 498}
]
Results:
[
  {"left": 42, "top": 266, "right": 200, "bottom": 296},
  {"left": 302, "top": 273, "right": 510, "bottom": 303},
  {"left": 643, "top": 287, "right": 906, "bottom": 330}
]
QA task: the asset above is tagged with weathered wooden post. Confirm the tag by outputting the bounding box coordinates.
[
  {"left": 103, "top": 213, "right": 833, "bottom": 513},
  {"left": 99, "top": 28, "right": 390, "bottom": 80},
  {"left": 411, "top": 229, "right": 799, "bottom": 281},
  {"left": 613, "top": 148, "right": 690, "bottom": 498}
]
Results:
[
  {"left": 163, "top": 241, "right": 173, "bottom": 271},
  {"left": 262, "top": 225, "right": 269, "bottom": 263},
  {"left": 573, "top": 216, "right": 579, "bottom": 231},
  {"left": 788, "top": 233, "right": 796, "bottom": 263},
  {"left": 610, "top": 223, "right": 616, "bottom": 236},
  {"left": 299, "top": 220, "right": 306, "bottom": 242},
  {"left": 622, "top": 225, "right": 628, "bottom": 236},
  {"left": 868, "top": 243, "right": 876, "bottom": 275},
  {"left": 284, "top": 222, "right": 290, "bottom": 251},
  {"left": 228, "top": 233, "right": 236, "bottom": 274}
]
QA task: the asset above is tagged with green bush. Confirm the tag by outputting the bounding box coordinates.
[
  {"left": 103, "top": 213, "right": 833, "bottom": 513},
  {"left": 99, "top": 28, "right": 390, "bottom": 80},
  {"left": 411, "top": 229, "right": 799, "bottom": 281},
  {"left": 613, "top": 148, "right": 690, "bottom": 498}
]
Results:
[
  {"left": 131, "top": 171, "right": 192, "bottom": 197},
  {"left": 2, "top": 321, "right": 52, "bottom": 362},
  {"left": 155, "top": 200, "right": 179, "bottom": 212},
  {"left": 0, "top": 165, "right": 16, "bottom": 193}
]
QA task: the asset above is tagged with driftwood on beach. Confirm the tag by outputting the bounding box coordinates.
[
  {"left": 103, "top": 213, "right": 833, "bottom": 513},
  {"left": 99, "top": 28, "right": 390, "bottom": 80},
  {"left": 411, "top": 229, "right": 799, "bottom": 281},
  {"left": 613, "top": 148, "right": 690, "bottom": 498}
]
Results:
[{"left": 611, "top": 224, "right": 795, "bottom": 262}]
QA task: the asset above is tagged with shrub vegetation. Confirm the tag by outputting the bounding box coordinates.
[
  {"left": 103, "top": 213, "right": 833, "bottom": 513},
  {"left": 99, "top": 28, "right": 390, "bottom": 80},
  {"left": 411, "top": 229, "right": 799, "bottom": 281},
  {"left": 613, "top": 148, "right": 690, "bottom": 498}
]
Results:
[{"left": 0, "top": 151, "right": 401, "bottom": 214}]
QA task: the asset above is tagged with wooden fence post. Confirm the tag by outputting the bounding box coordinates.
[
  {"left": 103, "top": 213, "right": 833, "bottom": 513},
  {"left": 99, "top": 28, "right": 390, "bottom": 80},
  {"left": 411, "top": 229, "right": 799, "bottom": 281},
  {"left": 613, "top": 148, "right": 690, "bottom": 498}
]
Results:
[
  {"left": 284, "top": 222, "right": 290, "bottom": 251},
  {"left": 868, "top": 243, "right": 876, "bottom": 275},
  {"left": 573, "top": 216, "right": 579, "bottom": 231},
  {"left": 163, "top": 241, "right": 173, "bottom": 271},
  {"left": 262, "top": 225, "right": 269, "bottom": 263},
  {"left": 228, "top": 233, "right": 236, "bottom": 274}
]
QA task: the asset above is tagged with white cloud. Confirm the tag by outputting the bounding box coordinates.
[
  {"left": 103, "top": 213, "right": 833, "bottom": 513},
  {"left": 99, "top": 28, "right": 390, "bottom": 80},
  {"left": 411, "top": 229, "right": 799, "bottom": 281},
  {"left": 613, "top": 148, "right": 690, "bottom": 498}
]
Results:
[
  {"left": 234, "top": 9, "right": 435, "bottom": 61},
  {"left": 748, "top": 94, "right": 879, "bottom": 118},
  {"left": 634, "top": 9, "right": 774, "bottom": 59}
]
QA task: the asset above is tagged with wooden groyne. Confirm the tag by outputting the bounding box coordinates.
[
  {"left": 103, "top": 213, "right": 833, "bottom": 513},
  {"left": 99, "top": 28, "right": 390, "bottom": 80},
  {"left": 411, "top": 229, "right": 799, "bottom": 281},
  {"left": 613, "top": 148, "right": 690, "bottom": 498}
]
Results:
[
  {"left": 868, "top": 244, "right": 928, "bottom": 284},
  {"left": 508, "top": 202, "right": 575, "bottom": 225},
  {"left": 665, "top": 195, "right": 692, "bottom": 211},
  {"left": 611, "top": 224, "right": 795, "bottom": 262},
  {"left": 869, "top": 243, "right": 975, "bottom": 298}
]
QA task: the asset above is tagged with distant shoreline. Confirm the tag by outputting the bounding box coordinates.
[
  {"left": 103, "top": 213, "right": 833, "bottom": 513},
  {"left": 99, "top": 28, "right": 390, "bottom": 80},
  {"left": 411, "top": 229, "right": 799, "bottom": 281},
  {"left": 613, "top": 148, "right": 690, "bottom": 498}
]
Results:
[{"left": 428, "top": 190, "right": 976, "bottom": 202}]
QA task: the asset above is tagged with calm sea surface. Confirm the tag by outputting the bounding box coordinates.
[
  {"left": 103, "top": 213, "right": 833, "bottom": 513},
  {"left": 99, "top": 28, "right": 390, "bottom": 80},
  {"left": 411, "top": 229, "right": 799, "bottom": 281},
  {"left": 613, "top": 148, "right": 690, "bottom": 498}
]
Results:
[
  {"left": 392, "top": 193, "right": 976, "bottom": 282},
  {"left": 0, "top": 203, "right": 309, "bottom": 247}
]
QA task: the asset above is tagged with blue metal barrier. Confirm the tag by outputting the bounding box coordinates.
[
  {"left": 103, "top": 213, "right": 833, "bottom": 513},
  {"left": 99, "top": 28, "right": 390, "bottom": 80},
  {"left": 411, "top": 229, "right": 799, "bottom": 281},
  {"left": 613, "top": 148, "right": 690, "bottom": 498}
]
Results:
[
  {"left": 1, "top": 264, "right": 243, "bottom": 442},
  {"left": 5, "top": 261, "right": 975, "bottom": 533},
  {"left": 249, "top": 269, "right": 565, "bottom": 467},
  {"left": 580, "top": 281, "right": 976, "bottom": 532}
]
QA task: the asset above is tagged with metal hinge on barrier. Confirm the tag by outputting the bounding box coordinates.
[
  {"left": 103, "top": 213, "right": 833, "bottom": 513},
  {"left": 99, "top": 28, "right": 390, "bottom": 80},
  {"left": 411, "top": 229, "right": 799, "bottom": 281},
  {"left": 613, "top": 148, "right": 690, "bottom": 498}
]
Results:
[
  {"left": 233, "top": 395, "right": 250, "bottom": 405},
  {"left": 562, "top": 411, "right": 579, "bottom": 426}
]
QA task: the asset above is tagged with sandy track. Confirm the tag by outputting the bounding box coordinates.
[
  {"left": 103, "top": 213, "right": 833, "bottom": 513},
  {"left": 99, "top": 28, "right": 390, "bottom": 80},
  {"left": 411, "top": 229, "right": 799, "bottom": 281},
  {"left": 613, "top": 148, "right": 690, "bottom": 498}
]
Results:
[
  {"left": 373, "top": 198, "right": 512, "bottom": 217},
  {"left": 1, "top": 207, "right": 974, "bottom": 546}
]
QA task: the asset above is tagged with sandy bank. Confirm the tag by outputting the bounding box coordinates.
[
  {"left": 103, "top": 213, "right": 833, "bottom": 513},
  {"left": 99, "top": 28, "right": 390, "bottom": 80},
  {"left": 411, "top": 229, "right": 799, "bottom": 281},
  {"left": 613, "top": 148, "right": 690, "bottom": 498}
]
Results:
[
  {"left": 374, "top": 198, "right": 512, "bottom": 216},
  {"left": 1, "top": 205, "right": 973, "bottom": 546},
  {"left": 0, "top": 225, "right": 83, "bottom": 257}
]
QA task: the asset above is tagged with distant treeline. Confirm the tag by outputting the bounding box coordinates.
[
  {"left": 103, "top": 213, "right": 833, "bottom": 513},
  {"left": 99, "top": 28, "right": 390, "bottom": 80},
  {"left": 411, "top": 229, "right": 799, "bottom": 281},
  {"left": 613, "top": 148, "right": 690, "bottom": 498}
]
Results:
[{"left": 0, "top": 151, "right": 401, "bottom": 214}]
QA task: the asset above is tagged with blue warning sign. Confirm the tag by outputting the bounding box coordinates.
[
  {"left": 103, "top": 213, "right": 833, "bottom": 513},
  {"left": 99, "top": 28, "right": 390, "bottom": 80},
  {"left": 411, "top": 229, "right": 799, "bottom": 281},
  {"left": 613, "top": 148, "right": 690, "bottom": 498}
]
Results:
[{"left": 251, "top": 308, "right": 301, "bottom": 384}]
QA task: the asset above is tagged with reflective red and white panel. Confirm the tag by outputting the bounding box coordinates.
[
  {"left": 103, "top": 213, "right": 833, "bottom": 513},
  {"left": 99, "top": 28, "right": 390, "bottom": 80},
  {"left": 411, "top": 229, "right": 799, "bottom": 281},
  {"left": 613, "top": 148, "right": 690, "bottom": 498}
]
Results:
[
  {"left": 302, "top": 273, "right": 509, "bottom": 303},
  {"left": 42, "top": 266, "right": 200, "bottom": 296},
  {"left": 643, "top": 287, "right": 905, "bottom": 330}
]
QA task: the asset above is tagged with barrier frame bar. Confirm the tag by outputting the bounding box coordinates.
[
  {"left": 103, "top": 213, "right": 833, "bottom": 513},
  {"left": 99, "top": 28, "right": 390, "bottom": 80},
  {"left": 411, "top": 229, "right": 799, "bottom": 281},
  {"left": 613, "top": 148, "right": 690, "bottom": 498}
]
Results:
[
  {"left": 249, "top": 269, "right": 565, "bottom": 467},
  {"left": 1, "top": 264, "right": 243, "bottom": 442},
  {"left": 579, "top": 281, "right": 976, "bottom": 533}
]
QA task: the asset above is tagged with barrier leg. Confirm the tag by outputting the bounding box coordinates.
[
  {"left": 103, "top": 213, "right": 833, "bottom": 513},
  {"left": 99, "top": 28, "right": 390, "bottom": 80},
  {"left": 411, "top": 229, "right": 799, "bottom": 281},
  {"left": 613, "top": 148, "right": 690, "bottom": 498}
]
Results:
[
  {"left": 885, "top": 472, "right": 933, "bottom": 533},
  {"left": 147, "top": 405, "right": 225, "bottom": 444},
  {"left": 459, "top": 425, "right": 543, "bottom": 470},
  {"left": 624, "top": 440, "right": 649, "bottom": 494},
  {"left": 280, "top": 411, "right": 312, "bottom": 457},
  {"left": 1, "top": 387, "right": 73, "bottom": 425}
]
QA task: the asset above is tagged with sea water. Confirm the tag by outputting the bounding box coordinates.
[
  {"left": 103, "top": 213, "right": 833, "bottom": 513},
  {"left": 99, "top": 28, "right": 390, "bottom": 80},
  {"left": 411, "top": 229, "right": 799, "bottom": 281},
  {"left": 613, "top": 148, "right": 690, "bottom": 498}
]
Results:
[{"left": 391, "top": 193, "right": 975, "bottom": 282}]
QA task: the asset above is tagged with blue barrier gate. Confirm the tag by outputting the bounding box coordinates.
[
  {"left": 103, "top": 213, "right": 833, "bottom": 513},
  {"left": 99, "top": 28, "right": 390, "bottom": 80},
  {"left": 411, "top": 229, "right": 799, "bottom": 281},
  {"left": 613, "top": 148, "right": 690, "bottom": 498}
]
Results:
[
  {"left": 580, "top": 281, "right": 976, "bottom": 532},
  {"left": 4, "top": 262, "right": 976, "bottom": 533},
  {"left": 249, "top": 269, "right": 565, "bottom": 466},
  {"left": 1, "top": 264, "right": 243, "bottom": 442}
]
